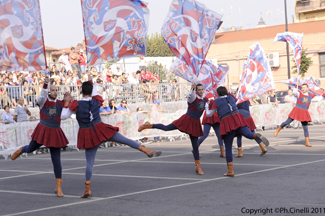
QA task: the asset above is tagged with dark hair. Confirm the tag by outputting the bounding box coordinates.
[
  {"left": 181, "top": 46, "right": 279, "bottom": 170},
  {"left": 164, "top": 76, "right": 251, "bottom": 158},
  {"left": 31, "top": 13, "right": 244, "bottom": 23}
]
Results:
[
  {"left": 82, "top": 81, "right": 93, "bottom": 95},
  {"left": 196, "top": 84, "right": 203, "bottom": 91},
  {"left": 136, "top": 107, "right": 142, "bottom": 112},
  {"left": 4, "top": 105, "right": 9, "bottom": 110},
  {"left": 217, "top": 86, "right": 228, "bottom": 97},
  {"left": 109, "top": 99, "right": 115, "bottom": 109},
  {"left": 302, "top": 83, "right": 308, "bottom": 88},
  {"left": 71, "top": 47, "right": 75, "bottom": 50},
  {"left": 136, "top": 70, "right": 141, "bottom": 74},
  {"left": 23, "top": 80, "right": 28, "bottom": 85}
]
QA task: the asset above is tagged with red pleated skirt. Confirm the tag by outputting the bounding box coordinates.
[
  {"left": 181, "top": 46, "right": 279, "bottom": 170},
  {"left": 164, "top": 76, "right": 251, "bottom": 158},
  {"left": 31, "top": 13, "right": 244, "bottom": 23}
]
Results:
[
  {"left": 172, "top": 114, "right": 203, "bottom": 137},
  {"left": 31, "top": 123, "right": 69, "bottom": 148},
  {"left": 202, "top": 112, "right": 220, "bottom": 125},
  {"left": 77, "top": 122, "right": 119, "bottom": 149},
  {"left": 245, "top": 116, "right": 256, "bottom": 131},
  {"left": 219, "top": 113, "right": 247, "bottom": 138},
  {"left": 288, "top": 107, "right": 312, "bottom": 122}
]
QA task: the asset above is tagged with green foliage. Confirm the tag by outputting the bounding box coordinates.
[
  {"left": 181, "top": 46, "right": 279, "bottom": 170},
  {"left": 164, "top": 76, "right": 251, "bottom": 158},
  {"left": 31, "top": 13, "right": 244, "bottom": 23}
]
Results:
[
  {"left": 146, "top": 33, "right": 174, "bottom": 57},
  {"left": 292, "top": 48, "right": 313, "bottom": 77}
]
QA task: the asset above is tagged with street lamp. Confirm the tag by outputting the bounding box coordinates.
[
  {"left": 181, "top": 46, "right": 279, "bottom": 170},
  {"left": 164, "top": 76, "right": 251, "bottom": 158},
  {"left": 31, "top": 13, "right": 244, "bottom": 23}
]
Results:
[{"left": 284, "top": 0, "right": 291, "bottom": 80}]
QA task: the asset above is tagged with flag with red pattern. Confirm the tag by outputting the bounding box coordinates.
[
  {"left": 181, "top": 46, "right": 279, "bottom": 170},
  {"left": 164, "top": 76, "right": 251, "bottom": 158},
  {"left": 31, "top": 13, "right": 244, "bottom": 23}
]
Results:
[
  {"left": 81, "top": 0, "right": 149, "bottom": 66},
  {"left": 274, "top": 32, "right": 303, "bottom": 74},
  {"left": 236, "top": 42, "right": 275, "bottom": 104},
  {"left": 170, "top": 58, "right": 229, "bottom": 95},
  {"left": 162, "top": 0, "right": 222, "bottom": 75},
  {"left": 0, "top": 0, "right": 47, "bottom": 71}
]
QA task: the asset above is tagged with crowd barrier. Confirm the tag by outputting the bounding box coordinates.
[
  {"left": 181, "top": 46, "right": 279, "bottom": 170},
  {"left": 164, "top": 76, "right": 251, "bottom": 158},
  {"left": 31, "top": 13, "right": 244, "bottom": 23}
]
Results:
[
  {"left": 1, "top": 101, "right": 325, "bottom": 158},
  {"left": 0, "top": 82, "right": 192, "bottom": 109}
]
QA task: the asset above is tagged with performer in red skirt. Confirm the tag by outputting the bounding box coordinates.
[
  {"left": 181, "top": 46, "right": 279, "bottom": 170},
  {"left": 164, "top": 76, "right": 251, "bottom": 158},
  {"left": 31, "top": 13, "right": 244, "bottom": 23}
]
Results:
[
  {"left": 236, "top": 99, "right": 268, "bottom": 157},
  {"left": 206, "top": 86, "right": 269, "bottom": 177},
  {"left": 61, "top": 79, "right": 161, "bottom": 198},
  {"left": 138, "top": 83, "right": 206, "bottom": 175},
  {"left": 197, "top": 93, "right": 225, "bottom": 158},
  {"left": 11, "top": 76, "right": 70, "bottom": 197},
  {"left": 274, "top": 76, "right": 320, "bottom": 147}
]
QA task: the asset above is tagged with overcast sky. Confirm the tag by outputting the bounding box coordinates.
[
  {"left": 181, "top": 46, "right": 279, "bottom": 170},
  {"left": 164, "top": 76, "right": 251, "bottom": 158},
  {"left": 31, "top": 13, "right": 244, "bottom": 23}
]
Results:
[{"left": 39, "top": 0, "right": 296, "bottom": 49}]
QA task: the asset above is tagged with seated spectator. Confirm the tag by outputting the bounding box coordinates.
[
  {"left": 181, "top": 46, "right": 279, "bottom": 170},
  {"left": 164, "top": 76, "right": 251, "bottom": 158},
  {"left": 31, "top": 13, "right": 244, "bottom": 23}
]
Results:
[
  {"left": 13, "top": 97, "right": 31, "bottom": 122},
  {"left": 108, "top": 99, "right": 120, "bottom": 114},
  {"left": 128, "top": 72, "right": 139, "bottom": 85},
  {"left": 1, "top": 105, "right": 14, "bottom": 123},
  {"left": 136, "top": 107, "right": 150, "bottom": 114},
  {"left": 97, "top": 79, "right": 104, "bottom": 94},
  {"left": 117, "top": 99, "right": 131, "bottom": 115},
  {"left": 284, "top": 89, "right": 297, "bottom": 106},
  {"left": 268, "top": 90, "right": 278, "bottom": 107},
  {"left": 99, "top": 101, "right": 111, "bottom": 115}
]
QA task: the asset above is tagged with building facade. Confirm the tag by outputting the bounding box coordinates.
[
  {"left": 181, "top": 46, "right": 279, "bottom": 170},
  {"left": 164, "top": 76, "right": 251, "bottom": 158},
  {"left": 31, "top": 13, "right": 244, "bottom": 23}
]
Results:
[
  {"left": 208, "top": 20, "right": 325, "bottom": 91},
  {"left": 295, "top": 0, "right": 325, "bottom": 22}
]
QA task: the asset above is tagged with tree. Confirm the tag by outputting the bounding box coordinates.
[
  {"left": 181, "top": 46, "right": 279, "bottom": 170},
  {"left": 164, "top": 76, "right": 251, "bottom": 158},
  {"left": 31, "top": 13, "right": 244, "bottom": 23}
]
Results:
[
  {"left": 146, "top": 33, "right": 174, "bottom": 57},
  {"left": 146, "top": 60, "right": 170, "bottom": 82},
  {"left": 291, "top": 48, "right": 313, "bottom": 77}
]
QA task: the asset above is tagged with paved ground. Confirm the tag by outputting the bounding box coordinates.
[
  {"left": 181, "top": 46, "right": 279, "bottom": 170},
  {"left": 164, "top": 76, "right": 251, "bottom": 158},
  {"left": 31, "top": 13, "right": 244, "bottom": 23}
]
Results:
[{"left": 1, "top": 125, "right": 325, "bottom": 216}]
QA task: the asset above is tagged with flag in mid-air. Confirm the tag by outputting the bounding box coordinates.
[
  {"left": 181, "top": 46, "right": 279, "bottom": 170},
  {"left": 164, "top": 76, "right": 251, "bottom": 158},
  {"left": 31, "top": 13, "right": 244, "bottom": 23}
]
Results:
[
  {"left": 81, "top": 0, "right": 149, "bottom": 66},
  {"left": 0, "top": 0, "right": 47, "bottom": 71},
  {"left": 284, "top": 76, "right": 324, "bottom": 97},
  {"left": 162, "top": 0, "right": 222, "bottom": 75},
  {"left": 170, "top": 58, "right": 229, "bottom": 95},
  {"left": 236, "top": 42, "right": 275, "bottom": 104},
  {"left": 274, "top": 32, "right": 303, "bottom": 74}
]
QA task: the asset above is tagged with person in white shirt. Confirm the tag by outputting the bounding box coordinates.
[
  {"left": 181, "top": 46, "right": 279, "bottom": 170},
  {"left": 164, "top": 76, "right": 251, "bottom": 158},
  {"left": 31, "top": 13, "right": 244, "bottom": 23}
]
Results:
[
  {"left": 128, "top": 72, "right": 139, "bottom": 85},
  {"left": 114, "top": 66, "right": 122, "bottom": 77},
  {"left": 58, "top": 50, "right": 72, "bottom": 71},
  {"left": 284, "top": 89, "right": 297, "bottom": 106}
]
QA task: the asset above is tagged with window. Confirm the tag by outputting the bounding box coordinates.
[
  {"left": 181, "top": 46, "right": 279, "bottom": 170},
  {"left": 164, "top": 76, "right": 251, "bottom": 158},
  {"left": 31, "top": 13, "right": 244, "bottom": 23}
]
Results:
[{"left": 320, "top": 53, "right": 325, "bottom": 77}]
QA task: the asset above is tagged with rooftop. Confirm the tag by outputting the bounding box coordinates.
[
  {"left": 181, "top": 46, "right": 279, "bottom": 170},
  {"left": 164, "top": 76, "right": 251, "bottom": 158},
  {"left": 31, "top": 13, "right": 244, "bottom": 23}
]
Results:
[{"left": 214, "top": 19, "right": 325, "bottom": 44}]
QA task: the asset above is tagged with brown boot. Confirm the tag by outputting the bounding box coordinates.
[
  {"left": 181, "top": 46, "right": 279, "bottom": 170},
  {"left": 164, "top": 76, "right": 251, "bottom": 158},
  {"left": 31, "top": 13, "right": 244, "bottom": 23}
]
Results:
[
  {"left": 81, "top": 180, "right": 92, "bottom": 198},
  {"left": 55, "top": 178, "right": 64, "bottom": 197},
  {"left": 138, "top": 122, "right": 153, "bottom": 132},
  {"left": 224, "top": 162, "right": 234, "bottom": 177},
  {"left": 235, "top": 147, "right": 243, "bottom": 158},
  {"left": 274, "top": 126, "right": 282, "bottom": 137},
  {"left": 259, "top": 143, "right": 268, "bottom": 156},
  {"left": 138, "top": 145, "right": 161, "bottom": 158},
  {"left": 253, "top": 133, "right": 269, "bottom": 146},
  {"left": 11, "top": 147, "right": 23, "bottom": 160},
  {"left": 305, "top": 137, "right": 312, "bottom": 147},
  {"left": 219, "top": 146, "right": 225, "bottom": 158},
  {"left": 195, "top": 160, "right": 204, "bottom": 175}
]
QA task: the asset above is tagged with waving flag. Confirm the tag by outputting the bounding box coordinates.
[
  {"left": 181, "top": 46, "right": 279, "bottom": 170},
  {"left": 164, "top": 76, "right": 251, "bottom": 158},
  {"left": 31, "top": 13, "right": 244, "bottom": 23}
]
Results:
[
  {"left": 274, "top": 32, "right": 303, "bottom": 74},
  {"left": 162, "top": 0, "right": 222, "bottom": 75},
  {"left": 81, "top": 0, "right": 149, "bottom": 66},
  {"left": 284, "top": 76, "right": 324, "bottom": 97},
  {"left": 237, "top": 42, "right": 275, "bottom": 104},
  {"left": 170, "top": 58, "right": 229, "bottom": 95},
  {"left": 0, "top": 0, "right": 47, "bottom": 71}
]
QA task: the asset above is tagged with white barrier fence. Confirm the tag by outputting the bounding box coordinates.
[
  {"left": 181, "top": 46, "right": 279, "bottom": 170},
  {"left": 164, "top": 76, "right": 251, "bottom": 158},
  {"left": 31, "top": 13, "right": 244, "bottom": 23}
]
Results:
[{"left": 1, "top": 101, "right": 325, "bottom": 158}]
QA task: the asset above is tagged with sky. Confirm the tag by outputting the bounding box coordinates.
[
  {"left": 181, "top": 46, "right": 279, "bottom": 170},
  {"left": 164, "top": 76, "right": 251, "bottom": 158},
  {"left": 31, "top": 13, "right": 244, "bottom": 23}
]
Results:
[{"left": 39, "top": 0, "right": 296, "bottom": 49}]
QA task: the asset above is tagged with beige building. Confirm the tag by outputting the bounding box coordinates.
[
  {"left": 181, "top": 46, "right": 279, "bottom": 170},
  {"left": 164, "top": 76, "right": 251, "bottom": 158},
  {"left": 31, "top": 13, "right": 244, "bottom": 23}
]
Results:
[
  {"left": 208, "top": 19, "right": 325, "bottom": 91},
  {"left": 295, "top": 0, "right": 325, "bottom": 22}
]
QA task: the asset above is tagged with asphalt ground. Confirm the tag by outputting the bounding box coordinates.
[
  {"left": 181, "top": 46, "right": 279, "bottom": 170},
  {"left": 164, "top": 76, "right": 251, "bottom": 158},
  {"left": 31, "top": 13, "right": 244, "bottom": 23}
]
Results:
[{"left": 1, "top": 125, "right": 325, "bottom": 216}]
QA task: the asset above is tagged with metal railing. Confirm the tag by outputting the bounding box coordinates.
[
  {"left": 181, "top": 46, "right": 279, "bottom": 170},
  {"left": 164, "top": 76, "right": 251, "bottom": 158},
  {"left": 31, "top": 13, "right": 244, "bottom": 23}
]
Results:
[{"left": 0, "top": 82, "right": 192, "bottom": 109}]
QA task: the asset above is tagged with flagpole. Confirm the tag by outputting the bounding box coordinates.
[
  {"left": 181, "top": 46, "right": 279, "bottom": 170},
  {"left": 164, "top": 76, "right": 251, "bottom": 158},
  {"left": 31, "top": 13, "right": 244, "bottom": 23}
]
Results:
[{"left": 284, "top": 0, "right": 291, "bottom": 80}]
